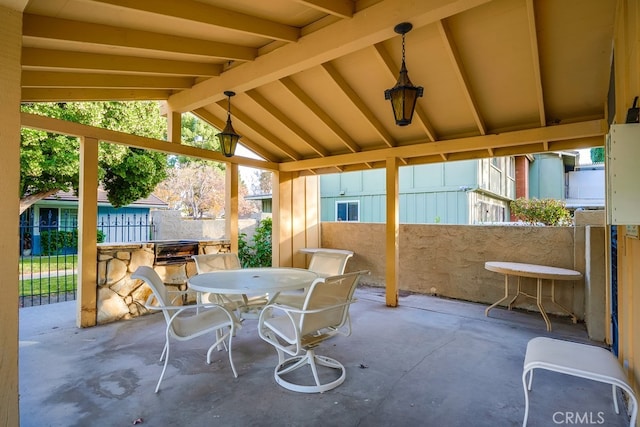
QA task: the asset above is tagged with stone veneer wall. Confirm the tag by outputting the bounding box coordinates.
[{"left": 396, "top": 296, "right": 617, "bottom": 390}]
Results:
[{"left": 96, "top": 240, "right": 231, "bottom": 324}]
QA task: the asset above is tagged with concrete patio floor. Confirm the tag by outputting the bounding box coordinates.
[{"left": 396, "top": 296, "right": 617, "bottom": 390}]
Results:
[{"left": 19, "top": 287, "right": 633, "bottom": 427}]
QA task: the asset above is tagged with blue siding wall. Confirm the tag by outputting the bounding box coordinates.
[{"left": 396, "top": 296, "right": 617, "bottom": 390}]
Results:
[
  {"left": 320, "top": 161, "right": 477, "bottom": 224},
  {"left": 529, "top": 154, "right": 565, "bottom": 199}
]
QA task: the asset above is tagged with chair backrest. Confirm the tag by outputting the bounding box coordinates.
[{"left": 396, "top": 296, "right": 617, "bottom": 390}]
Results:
[
  {"left": 131, "top": 266, "right": 176, "bottom": 325},
  {"left": 307, "top": 251, "right": 353, "bottom": 278},
  {"left": 192, "top": 253, "right": 241, "bottom": 273},
  {"left": 299, "top": 271, "right": 364, "bottom": 336}
]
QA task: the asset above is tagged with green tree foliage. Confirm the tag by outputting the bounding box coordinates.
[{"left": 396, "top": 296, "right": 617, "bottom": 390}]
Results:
[
  {"left": 20, "top": 102, "right": 169, "bottom": 212},
  {"left": 238, "top": 218, "right": 272, "bottom": 267},
  {"left": 170, "top": 112, "right": 223, "bottom": 169},
  {"left": 590, "top": 147, "right": 605, "bottom": 163},
  {"left": 510, "top": 198, "right": 572, "bottom": 226}
]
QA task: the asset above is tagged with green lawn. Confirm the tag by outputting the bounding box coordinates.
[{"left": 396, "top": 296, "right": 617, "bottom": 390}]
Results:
[
  {"left": 19, "top": 274, "right": 77, "bottom": 297},
  {"left": 19, "top": 255, "right": 78, "bottom": 297},
  {"left": 19, "top": 255, "right": 77, "bottom": 275}
]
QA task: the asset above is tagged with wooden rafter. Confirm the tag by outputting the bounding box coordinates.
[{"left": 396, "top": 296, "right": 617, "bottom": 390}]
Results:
[
  {"left": 167, "top": 0, "right": 492, "bottom": 111},
  {"left": 21, "top": 88, "right": 171, "bottom": 102},
  {"left": 321, "top": 62, "right": 396, "bottom": 148},
  {"left": 21, "top": 71, "right": 194, "bottom": 89},
  {"left": 191, "top": 107, "right": 279, "bottom": 163},
  {"left": 91, "top": 0, "right": 300, "bottom": 42},
  {"left": 526, "top": 0, "right": 546, "bottom": 127},
  {"left": 437, "top": 20, "right": 486, "bottom": 135},
  {"left": 246, "top": 89, "right": 329, "bottom": 157},
  {"left": 23, "top": 14, "right": 257, "bottom": 62},
  {"left": 293, "top": 0, "right": 354, "bottom": 18},
  {"left": 22, "top": 48, "right": 221, "bottom": 77},
  {"left": 279, "top": 77, "right": 361, "bottom": 153},
  {"left": 213, "top": 102, "right": 302, "bottom": 161}
]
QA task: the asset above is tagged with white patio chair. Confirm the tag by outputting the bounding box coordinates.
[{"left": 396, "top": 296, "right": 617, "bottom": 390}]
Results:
[
  {"left": 131, "top": 266, "right": 238, "bottom": 393},
  {"left": 275, "top": 250, "right": 354, "bottom": 308},
  {"left": 191, "top": 253, "right": 269, "bottom": 318},
  {"left": 258, "top": 270, "right": 368, "bottom": 393}
]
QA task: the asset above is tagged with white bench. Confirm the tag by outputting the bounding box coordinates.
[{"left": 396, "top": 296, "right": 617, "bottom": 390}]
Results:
[{"left": 522, "top": 337, "right": 637, "bottom": 427}]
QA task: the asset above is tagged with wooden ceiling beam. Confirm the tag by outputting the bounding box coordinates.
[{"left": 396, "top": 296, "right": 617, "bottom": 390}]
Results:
[
  {"left": 437, "top": 20, "right": 486, "bottom": 135},
  {"left": 22, "top": 71, "right": 194, "bottom": 89},
  {"left": 279, "top": 119, "right": 607, "bottom": 172},
  {"left": 167, "top": 0, "right": 492, "bottom": 111},
  {"left": 21, "top": 88, "right": 171, "bottom": 102},
  {"left": 91, "top": 0, "right": 300, "bottom": 42},
  {"left": 22, "top": 48, "right": 221, "bottom": 77},
  {"left": 246, "top": 89, "right": 330, "bottom": 157},
  {"left": 20, "top": 112, "right": 278, "bottom": 170},
  {"left": 293, "top": 0, "right": 354, "bottom": 18},
  {"left": 23, "top": 14, "right": 257, "bottom": 62},
  {"left": 321, "top": 62, "right": 396, "bottom": 148},
  {"left": 279, "top": 77, "right": 361, "bottom": 153}
]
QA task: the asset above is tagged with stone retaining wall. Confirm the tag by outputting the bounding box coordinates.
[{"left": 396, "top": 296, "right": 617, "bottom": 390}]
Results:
[{"left": 96, "top": 240, "right": 231, "bottom": 324}]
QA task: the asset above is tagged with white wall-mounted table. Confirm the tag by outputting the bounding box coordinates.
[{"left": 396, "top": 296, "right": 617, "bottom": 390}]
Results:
[
  {"left": 298, "top": 248, "right": 354, "bottom": 256},
  {"left": 484, "top": 261, "right": 582, "bottom": 331}
]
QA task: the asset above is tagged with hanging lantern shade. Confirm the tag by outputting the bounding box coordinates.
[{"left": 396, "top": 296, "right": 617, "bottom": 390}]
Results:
[
  {"left": 384, "top": 23, "right": 423, "bottom": 126},
  {"left": 217, "top": 91, "right": 240, "bottom": 157}
]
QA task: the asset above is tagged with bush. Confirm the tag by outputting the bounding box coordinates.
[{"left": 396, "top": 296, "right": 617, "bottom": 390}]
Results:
[
  {"left": 40, "top": 230, "right": 78, "bottom": 255},
  {"left": 238, "top": 218, "right": 272, "bottom": 267},
  {"left": 40, "top": 229, "right": 106, "bottom": 255},
  {"left": 510, "top": 198, "right": 572, "bottom": 226}
]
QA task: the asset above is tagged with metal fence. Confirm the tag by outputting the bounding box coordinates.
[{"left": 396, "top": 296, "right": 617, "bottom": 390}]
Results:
[
  {"left": 19, "top": 213, "right": 155, "bottom": 307},
  {"left": 98, "top": 213, "right": 156, "bottom": 243}
]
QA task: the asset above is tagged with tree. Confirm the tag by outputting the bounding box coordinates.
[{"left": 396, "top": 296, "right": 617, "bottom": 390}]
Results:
[
  {"left": 590, "top": 147, "right": 604, "bottom": 163},
  {"left": 246, "top": 168, "right": 273, "bottom": 195},
  {"left": 155, "top": 163, "right": 226, "bottom": 218},
  {"left": 154, "top": 113, "right": 258, "bottom": 218},
  {"left": 20, "top": 102, "right": 169, "bottom": 214}
]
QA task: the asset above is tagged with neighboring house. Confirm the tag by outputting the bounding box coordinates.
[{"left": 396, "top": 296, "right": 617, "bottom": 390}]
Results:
[
  {"left": 247, "top": 153, "right": 604, "bottom": 226},
  {"left": 319, "top": 153, "right": 604, "bottom": 225},
  {"left": 320, "top": 157, "right": 516, "bottom": 224},
  {"left": 528, "top": 152, "right": 605, "bottom": 210},
  {"left": 244, "top": 193, "right": 273, "bottom": 219},
  {"left": 20, "top": 189, "right": 167, "bottom": 255}
]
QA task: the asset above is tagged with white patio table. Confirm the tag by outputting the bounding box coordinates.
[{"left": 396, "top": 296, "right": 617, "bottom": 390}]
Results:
[
  {"left": 484, "top": 261, "right": 582, "bottom": 331},
  {"left": 187, "top": 267, "right": 318, "bottom": 311}
]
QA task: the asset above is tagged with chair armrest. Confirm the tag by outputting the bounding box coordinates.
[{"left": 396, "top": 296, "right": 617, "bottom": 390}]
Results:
[
  {"left": 144, "top": 293, "right": 236, "bottom": 314},
  {"left": 263, "top": 299, "right": 356, "bottom": 315},
  {"left": 166, "top": 288, "right": 196, "bottom": 304}
]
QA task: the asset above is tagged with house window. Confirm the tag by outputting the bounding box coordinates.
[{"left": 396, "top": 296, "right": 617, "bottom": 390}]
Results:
[
  {"left": 491, "top": 157, "right": 501, "bottom": 170},
  {"left": 336, "top": 201, "right": 359, "bottom": 222},
  {"left": 506, "top": 157, "right": 515, "bottom": 179},
  {"left": 60, "top": 209, "right": 78, "bottom": 231}
]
